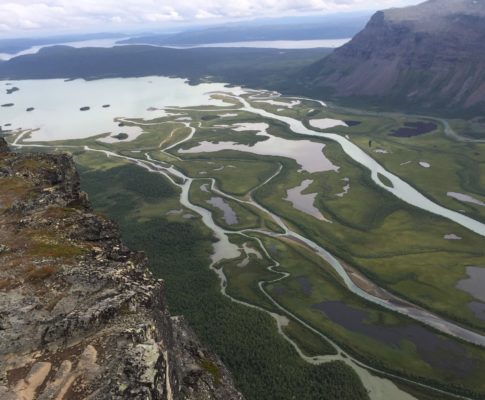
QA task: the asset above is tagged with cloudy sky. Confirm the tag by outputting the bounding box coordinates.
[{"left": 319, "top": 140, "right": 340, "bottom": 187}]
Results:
[{"left": 0, "top": 0, "right": 422, "bottom": 36}]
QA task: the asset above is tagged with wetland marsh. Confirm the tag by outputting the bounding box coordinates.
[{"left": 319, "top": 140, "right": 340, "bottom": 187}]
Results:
[{"left": 3, "top": 76, "right": 485, "bottom": 400}]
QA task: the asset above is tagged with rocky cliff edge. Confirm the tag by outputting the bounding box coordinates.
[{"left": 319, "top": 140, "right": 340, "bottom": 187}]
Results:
[{"left": 0, "top": 138, "right": 243, "bottom": 400}]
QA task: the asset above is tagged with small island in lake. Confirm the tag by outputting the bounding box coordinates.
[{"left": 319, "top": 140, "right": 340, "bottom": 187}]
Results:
[
  {"left": 6, "top": 87, "right": 19, "bottom": 94},
  {"left": 112, "top": 133, "right": 129, "bottom": 140}
]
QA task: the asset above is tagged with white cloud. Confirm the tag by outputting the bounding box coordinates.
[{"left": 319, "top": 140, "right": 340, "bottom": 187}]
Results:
[{"left": 0, "top": 0, "right": 422, "bottom": 34}]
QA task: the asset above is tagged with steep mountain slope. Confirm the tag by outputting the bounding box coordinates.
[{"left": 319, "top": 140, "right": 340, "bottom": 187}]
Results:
[
  {"left": 301, "top": 0, "right": 485, "bottom": 114},
  {"left": 0, "top": 138, "right": 243, "bottom": 400}
]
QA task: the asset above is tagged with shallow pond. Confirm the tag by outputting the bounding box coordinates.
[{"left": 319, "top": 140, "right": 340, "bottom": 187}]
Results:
[
  {"left": 309, "top": 118, "right": 348, "bottom": 130},
  {"left": 469, "top": 302, "right": 485, "bottom": 321},
  {"left": 285, "top": 179, "right": 329, "bottom": 221},
  {"left": 312, "top": 301, "right": 477, "bottom": 377},
  {"left": 447, "top": 192, "right": 485, "bottom": 207},
  {"left": 391, "top": 122, "right": 437, "bottom": 137},
  {"left": 456, "top": 266, "right": 485, "bottom": 302},
  {"left": 179, "top": 122, "right": 339, "bottom": 173},
  {"left": 206, "top": 197, "right": 239, "bottom": 225}
]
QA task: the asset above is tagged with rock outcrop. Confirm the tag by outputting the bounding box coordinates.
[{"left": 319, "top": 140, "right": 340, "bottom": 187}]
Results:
[
  {"left": 301, "top": 0, "right": 485, "bottom": 114},
  {"left": 0, "top": 138, "right": 243, "bottom": 400}
]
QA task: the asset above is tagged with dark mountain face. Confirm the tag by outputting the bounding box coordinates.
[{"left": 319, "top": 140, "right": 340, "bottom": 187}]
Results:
[{"left": 301, "top": 0, "right": 485, "bottom": 114}]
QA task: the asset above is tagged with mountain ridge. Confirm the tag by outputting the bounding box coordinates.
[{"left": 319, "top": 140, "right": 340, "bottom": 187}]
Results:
[
  {"left": 299, "top": 0, "right": 485, "bottom": 114},
  {"left": 118, "top": 13, "right": 369, "bottom": 46}
]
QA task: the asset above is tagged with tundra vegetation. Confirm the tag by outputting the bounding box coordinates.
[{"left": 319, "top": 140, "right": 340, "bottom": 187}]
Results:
[{"left": 11, "top": 93, "right": 485, "bottom": 400}]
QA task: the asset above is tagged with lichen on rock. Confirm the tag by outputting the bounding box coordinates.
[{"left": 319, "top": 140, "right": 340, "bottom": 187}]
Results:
[{"left": 0, "top": 138, "right": 243, "bottom": 400}]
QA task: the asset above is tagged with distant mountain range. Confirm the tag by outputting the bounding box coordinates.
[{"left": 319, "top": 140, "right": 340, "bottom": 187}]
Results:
[
  {"left": 299, "top": 0, "right": 485, "bottom": 115},
  {"left": 0, "top": 13, "right": 368, "bottom": 56},
  {"left": 119, "top": 13, "right": 369, "bottom": 46}
]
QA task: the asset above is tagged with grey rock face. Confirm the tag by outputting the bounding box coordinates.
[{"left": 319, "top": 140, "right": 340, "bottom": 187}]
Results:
[
  {"left": 303, "top": 0, "right": 485, "bottom": 113},
  {"left": 0, "top": 143, "right": 243, "bottom": 400}
]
